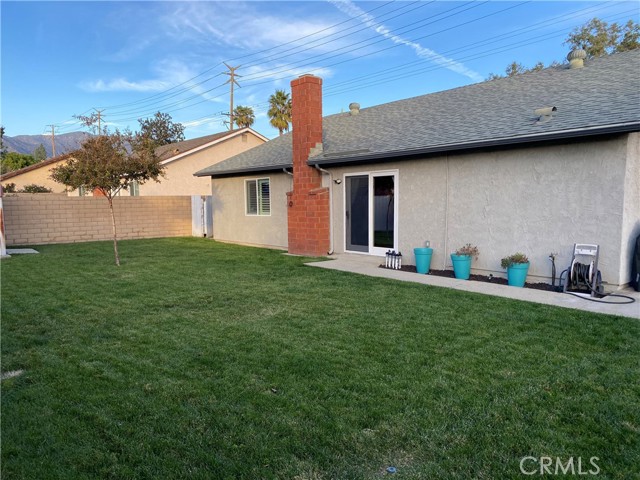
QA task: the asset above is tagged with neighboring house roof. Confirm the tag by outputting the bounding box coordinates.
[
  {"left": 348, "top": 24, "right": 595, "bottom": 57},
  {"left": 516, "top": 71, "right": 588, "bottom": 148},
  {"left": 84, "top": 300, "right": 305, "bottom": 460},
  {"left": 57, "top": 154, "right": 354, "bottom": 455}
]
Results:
[
  {"left": 157, "top": 127, "right": 268, "bottom": 164},
  {"left": 196, "top": 49, "right": 640, "bottom": 178},
  {"left": 0, "top": 153, "right": 73, "bottom": 181},
  {"left": 195, "top": 133, "right": 293, "bottom": 177}
]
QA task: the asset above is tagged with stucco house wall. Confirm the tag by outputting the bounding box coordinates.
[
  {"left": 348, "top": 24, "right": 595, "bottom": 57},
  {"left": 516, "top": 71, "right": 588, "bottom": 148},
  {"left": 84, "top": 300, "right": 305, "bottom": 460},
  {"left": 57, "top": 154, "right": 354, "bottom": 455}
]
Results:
[
  {"left": 197, "top": 53, "right": 639, "bottom": 286},
  {"left": 0, "top": 157, "right": 69, "bottom": 193},
  {"left": 328, "top": 134, "right": 635, "bottom": 286},
  {"left": 620, "top": 132, "right": 640, "bottom": 285},
  {"left": 211, "top": 172, "right": 291, "bottom": 249},
  {"left": 139, "top": 132, "right": 265, "bottom": 196}
]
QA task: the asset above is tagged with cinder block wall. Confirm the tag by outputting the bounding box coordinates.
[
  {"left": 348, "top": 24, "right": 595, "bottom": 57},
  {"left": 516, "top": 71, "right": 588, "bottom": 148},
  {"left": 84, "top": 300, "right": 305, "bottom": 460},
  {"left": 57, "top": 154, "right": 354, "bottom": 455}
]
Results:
[{"left": 3, "top": 194, "right": 192, "bottom": 246}]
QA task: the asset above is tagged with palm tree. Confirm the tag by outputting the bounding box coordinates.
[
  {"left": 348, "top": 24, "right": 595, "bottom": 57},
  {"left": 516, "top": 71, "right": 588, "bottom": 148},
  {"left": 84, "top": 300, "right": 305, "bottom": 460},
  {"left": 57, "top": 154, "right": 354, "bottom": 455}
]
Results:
[
  {"left": 268, "top": 90, "right": 292, "bottom": 136},
  {"left": 233, "top": 105, "right": 255, "bottom": 129}
]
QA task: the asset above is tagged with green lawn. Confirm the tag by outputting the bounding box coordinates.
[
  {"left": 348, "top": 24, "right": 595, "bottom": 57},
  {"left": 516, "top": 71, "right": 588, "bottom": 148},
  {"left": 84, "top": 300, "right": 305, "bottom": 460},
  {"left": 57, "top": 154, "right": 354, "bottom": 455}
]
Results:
[{"left": 1, "top": 238, "right": 638, "bottom": 479}]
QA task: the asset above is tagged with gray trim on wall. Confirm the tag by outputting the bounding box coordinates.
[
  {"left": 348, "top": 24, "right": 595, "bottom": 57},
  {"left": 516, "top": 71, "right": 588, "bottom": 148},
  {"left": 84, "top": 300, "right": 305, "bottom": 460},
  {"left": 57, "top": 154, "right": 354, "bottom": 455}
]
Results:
[
  {"left": 201, "top": 164, "right": 293, "bottom": 179},
  {"left": 309, "top": 123, "right": 640, "bottom": 167}
]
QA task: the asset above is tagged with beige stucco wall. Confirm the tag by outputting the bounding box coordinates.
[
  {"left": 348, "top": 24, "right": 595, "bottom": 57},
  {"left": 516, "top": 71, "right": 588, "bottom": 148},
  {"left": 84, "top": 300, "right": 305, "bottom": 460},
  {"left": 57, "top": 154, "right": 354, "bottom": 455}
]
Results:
[
  {"left": 139, "top": 132, "right": 265, "bottom": 196},
  {"left": 329, "top": 135, "right": 635, "bottom": 286},
  {"left": 620, "top": 132, "right": 640, "bottom": 285},
  {"left": 1, "top": 160, "right": 68, "bottom": 194},
  {"left": 211, "top": 172, "right": 291, "bottom": 249},
  {"left": 3, "top": 194, "right": 191, "bottom": 246}
]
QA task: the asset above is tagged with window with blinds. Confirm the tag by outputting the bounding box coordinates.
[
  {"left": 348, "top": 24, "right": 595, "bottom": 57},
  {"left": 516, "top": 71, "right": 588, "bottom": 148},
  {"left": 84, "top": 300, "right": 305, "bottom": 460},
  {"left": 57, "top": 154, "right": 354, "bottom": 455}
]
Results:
[{"left": 245, "top": 178, "right": 271, "bottom": 216}]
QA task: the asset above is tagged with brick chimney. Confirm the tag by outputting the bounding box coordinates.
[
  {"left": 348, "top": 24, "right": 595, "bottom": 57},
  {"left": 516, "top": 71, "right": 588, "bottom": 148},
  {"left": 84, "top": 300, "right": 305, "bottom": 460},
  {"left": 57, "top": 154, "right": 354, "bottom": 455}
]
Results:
[{"left": 287, "top": 75, "right": 330, "bottom": 256}]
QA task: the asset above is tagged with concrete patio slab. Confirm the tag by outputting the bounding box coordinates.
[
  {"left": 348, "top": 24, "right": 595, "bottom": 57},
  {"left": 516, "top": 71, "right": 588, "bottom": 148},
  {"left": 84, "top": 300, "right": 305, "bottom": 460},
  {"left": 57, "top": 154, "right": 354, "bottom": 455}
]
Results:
[
  {"left": 6, "top": 248, "right": 39, "bottom": 255},
  {"left": 307, "top": 254, "right": 639, "bottom": 319}
]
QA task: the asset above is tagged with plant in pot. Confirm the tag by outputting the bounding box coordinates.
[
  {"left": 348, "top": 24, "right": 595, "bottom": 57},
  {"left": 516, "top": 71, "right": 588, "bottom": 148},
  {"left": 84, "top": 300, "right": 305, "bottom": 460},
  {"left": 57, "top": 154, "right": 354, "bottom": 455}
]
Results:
[
  {"left": 501, "top": 253, "right": 530, "bottom": 287},
  {"left": 450, "top": 244, "right": 479, "bottom": 280},
  {"left": 414, "top": 240, "right": 433, "bottom": 274}
]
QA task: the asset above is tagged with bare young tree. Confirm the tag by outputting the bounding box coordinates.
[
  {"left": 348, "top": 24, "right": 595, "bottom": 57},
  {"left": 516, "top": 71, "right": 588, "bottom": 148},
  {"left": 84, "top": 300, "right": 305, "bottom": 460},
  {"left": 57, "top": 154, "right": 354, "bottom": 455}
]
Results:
[{"left": 50, "top": 130, "right": 164, "bottom": 266}]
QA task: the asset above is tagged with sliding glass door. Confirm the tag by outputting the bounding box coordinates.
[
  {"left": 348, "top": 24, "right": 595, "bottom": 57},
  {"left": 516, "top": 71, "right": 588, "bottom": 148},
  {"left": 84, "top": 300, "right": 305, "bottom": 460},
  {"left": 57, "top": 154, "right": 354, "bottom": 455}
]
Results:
[
  {"left": 345, "top": 171, "right": 398, "bottom": 255},
  {"left": 345, "top": 175, "right": 369, "bottom": 252}
]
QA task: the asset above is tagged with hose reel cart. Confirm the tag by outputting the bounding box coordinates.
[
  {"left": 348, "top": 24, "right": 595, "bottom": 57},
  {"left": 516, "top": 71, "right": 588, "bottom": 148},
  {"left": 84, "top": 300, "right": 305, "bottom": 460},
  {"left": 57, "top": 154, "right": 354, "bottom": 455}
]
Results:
[{"left": 562, "top": 243, "right": 604, "bottom": 298}]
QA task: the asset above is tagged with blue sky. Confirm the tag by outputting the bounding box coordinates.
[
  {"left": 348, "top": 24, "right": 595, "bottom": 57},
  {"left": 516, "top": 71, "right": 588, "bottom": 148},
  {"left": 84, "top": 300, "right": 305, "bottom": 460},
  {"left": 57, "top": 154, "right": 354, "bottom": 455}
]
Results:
[{"left": 1, "top": 1, "right": 638, "bottom": 140}]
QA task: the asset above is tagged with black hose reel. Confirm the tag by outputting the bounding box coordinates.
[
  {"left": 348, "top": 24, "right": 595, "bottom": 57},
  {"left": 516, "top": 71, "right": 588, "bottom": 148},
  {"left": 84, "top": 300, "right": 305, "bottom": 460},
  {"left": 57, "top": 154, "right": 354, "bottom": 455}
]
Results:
[
  {"left": 556, "top": 244, "right": 636, "bottom": 304},
  {"left": 562, "top": 244, "right": 604, "bottom": 297}
]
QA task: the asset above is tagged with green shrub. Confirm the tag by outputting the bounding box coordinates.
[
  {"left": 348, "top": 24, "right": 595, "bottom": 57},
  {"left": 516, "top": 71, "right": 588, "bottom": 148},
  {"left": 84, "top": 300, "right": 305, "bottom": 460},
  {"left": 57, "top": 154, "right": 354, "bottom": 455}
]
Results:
[{"left": 501, "top": 252, "right": 529, "bottom": 269}]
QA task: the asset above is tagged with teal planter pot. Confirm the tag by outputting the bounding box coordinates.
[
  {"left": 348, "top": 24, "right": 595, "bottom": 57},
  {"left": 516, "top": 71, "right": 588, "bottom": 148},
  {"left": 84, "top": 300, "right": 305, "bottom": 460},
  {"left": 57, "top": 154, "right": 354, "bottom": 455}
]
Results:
[
  {"left": 414, "top": 247, "right": 433, "bottom": 274},
  {"left": 507, "top": 262, "right": 530, "bottom": 287},
  {"left": 451, "top": 254, "right": 472, "bottom": 280}
]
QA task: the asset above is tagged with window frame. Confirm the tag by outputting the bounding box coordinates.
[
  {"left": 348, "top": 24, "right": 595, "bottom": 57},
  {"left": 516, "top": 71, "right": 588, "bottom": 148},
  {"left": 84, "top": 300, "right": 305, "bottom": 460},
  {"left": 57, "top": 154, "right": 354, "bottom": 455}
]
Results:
[
  {"left": 128, "top": 180, "right": 140, "bottom": 196},
  {"left": 245, "top": 177, "right": 271, "bottom": 216}
]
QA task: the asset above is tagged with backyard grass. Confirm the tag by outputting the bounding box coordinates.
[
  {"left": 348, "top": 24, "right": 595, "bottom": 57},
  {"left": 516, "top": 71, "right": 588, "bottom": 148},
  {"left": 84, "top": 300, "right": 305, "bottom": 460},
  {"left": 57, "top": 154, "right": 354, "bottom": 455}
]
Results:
[{"left": 1, "top": 238, "right": 638, "bottom": 479}]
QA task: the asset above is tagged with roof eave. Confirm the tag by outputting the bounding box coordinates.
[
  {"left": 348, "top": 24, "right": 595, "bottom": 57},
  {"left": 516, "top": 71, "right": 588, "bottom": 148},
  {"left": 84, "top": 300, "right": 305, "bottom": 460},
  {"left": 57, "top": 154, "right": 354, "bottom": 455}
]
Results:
[
  {"left": 0, "top": 153, "right": 73, "bottom": 181},
  {"left": 308, "top": 123, "right": 640, "bottom": 167},
  {"left": 195, "top": 163, "right": 293, "bottom": 179}
]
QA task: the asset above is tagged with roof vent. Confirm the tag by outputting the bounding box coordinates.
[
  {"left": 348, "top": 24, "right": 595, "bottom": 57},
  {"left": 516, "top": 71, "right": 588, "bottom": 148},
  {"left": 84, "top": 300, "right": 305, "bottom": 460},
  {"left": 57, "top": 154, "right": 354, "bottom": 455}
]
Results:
[
  {"left": 534, "top": 106, "right": 557, "bottom": 124},
  {"left": 567, "top": 48, "right": 587, "bottom": 69},
  {"left": 349, "top": 102, "right": 360, "bottom": 116}
]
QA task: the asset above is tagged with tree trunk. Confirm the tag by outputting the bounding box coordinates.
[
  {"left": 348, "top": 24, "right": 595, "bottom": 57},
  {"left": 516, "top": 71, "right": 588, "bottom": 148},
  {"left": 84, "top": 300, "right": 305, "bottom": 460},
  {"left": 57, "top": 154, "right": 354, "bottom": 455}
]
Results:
[{"left": 108, "top": 197, "right": 120, "bottom": 266}]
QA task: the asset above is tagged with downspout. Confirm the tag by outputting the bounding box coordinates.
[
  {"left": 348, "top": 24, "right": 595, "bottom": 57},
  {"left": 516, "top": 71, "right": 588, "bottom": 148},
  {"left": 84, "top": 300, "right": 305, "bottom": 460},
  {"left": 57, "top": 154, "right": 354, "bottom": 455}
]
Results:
[
  {"left": 283, "top": 167, "right": 293, "bottom": 191},
  {"left": 314, "top": 164, "right": 334, "bottom": 255},
  {"left": 443, "top": 155, "right": 450, "bottom": 270}
]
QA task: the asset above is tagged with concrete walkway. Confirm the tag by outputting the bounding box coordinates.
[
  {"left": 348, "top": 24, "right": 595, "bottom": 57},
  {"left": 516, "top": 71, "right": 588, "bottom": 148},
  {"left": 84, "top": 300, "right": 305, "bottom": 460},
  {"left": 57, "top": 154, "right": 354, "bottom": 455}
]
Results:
[{"left": 307, "top": 254, "right": 640, "bottom": 319}]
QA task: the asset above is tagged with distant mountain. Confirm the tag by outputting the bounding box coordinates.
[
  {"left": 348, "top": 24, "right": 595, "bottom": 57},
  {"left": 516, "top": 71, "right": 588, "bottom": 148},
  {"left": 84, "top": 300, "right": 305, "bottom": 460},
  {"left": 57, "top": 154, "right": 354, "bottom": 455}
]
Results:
[{"left": 3, "top": 132, "right": 91, "bottom": 158}]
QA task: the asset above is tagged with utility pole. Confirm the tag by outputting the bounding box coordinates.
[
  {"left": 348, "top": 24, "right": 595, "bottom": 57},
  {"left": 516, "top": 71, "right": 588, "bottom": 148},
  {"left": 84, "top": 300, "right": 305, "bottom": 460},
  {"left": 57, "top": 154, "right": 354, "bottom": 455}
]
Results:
[
  {"left": 93, "top": 109, "right": 104, "bottom": 133},
  {"left": 223, "top": 63, "right": 241, "bottom": 131},
  {"left": 46, "top": 124, "right": 58, "bottom": 157}
]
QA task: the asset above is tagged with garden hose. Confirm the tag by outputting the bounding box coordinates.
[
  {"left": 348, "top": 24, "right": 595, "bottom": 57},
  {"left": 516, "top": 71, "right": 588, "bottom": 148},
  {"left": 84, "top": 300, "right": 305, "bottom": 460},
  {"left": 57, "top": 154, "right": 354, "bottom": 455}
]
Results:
[{"left": 560, "top": 265, "right": 636, "bottom": 305}]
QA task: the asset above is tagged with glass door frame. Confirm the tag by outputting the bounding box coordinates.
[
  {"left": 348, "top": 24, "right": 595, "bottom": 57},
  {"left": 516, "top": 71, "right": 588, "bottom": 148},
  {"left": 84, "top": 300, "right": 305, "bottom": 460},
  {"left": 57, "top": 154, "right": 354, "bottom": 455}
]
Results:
[{"left": 343, "top": 170, "right": 399, "bottom": 256}]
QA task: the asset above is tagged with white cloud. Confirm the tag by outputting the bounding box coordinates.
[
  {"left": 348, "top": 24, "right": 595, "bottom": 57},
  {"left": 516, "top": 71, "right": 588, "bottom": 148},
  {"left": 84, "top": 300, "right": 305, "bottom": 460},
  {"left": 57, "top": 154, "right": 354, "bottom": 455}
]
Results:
[
  {"left": 161, "top": 2, "right": 343, "bottom": 53},
  {"left": 181, "top": 116, "right": 223, "bottom": 128},
  {"left": 328, "top": 0, "right": 484, "bottom": 83},
  {"left": 104, "top": 38, "right": 156, "bottom": 63},
  {"left": 79, "top": 78, "right": 172, "bottom": 93},
  {"left": 78, "top": 58, "right": 226, "bottom": 106}
]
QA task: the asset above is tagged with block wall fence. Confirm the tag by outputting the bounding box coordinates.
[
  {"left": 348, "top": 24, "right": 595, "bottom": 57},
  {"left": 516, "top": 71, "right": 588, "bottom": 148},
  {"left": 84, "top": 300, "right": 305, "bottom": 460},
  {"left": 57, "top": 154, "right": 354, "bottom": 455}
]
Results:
[{"left": 2, "top": 194, "right": 192, "bottom": 246}]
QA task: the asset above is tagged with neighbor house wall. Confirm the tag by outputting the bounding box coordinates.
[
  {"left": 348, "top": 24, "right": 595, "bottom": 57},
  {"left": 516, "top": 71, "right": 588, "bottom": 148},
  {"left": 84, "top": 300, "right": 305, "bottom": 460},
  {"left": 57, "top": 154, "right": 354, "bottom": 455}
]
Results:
[
  {"left": 140, "top": 133, "right": 265, "bottom": 196},
  {"left": 329, "top": 135, "right": 632, "bottom": 285},
  {"left": 1, "top": 159, "right": 68, "bottom": 194},
  {"left": 211, "top": 172, "right": 291, "bottom": 249},
  {"left": 620, "top": 132, "right": 640, "bottom": 285},
  {"left": 3, "top": 194, "right": 191, "bottom": 246}
]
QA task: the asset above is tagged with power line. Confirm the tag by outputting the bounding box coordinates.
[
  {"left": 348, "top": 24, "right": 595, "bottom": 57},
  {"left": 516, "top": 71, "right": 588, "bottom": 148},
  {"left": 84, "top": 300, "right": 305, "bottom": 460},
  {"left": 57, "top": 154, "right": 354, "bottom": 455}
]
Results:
[
  {"left": 324, "top": 9, "right": 638, "bottom": 97},
  {"left": 219, "top": 1, "right": 488, "bottom": 86},
  {"left": 41, "top": 1, "right": 522, "bottom": 128},
  {"left": 46, "top": 1, "right": 633, "bottom": 134},
  {"left": 323, "top": 1, "right": 619, "bottom": 93},
  {"left": 91, "top": 1, "right": 403, "bottom": 113},
  {"left": 233, "top": 1, "right": 433, "bottom": 71},
  {"left": 94, "top": 1, "right": 427, "bottom": 119}
]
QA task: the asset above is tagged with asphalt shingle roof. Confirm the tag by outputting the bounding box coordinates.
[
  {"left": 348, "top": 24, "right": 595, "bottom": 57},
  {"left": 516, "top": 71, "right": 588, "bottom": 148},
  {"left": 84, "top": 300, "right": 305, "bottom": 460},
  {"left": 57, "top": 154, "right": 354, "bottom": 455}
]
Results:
[
  {"left": 157, "top": 129, "right": 249, "bottom": 162},
  {"left": 196, "top": 50, "right": 640, "bottom": 177}
]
